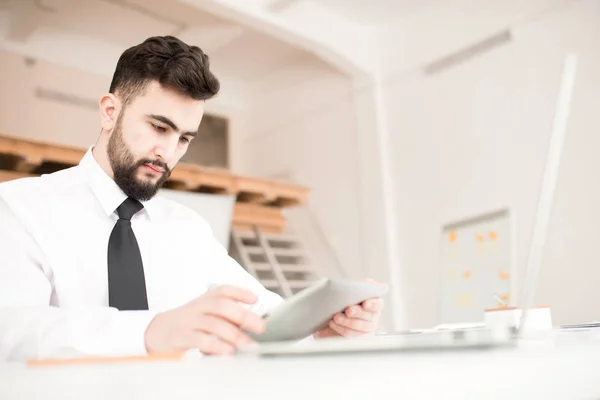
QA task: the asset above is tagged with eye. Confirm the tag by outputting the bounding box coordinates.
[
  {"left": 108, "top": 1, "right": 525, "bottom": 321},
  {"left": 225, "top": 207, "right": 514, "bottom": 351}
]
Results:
[
  {"left": 180, "top": 136, "right": 192, "bottom": 144},
  {"left": 151, "top": 123, "right": 167, "bottom": 133}
]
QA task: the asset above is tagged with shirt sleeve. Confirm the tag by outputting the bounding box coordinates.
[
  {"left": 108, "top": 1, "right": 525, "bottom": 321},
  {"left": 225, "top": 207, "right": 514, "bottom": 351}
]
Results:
[
  {"left": 0, "top": 195, "right": 157, "bottom": 361},
  {"left": 200, "top": 226, "right": 285, "bottom": 316},
  {"left": 204, "top": 237, "right": 320, "bottom": 344}
]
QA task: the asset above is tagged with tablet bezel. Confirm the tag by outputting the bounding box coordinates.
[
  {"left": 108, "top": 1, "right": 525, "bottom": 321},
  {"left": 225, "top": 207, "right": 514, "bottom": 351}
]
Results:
[{"left": 249, "top": 278, "right": 389, "bottom": 343}]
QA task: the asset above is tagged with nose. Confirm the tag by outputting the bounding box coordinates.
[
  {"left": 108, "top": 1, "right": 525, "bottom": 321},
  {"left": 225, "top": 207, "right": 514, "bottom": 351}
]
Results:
[{"left": 153, "top": 134, "right": 179, "bottom": 163}]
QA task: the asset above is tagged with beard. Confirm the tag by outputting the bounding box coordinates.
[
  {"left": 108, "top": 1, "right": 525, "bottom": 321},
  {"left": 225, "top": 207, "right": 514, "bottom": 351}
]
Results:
[{"left": 107, "top": 118, "right": 171, "bottom": 201}]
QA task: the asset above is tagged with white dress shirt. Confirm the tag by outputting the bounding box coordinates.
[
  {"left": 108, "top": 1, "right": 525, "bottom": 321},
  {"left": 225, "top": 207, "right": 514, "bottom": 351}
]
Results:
[{"left": 0, "top": 148, "right": 284, "bottom": 361}]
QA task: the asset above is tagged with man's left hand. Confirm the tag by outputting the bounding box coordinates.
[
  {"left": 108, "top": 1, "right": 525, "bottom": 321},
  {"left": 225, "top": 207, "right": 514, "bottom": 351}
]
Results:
[{"left": 313, "top": 296, "right": 384, "bottom": 339}]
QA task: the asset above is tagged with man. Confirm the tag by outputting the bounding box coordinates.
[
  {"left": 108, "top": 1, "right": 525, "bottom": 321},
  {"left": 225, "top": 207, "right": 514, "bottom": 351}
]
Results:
[{"left": 0, "top": 36, "right": 384, "bottom": 361}]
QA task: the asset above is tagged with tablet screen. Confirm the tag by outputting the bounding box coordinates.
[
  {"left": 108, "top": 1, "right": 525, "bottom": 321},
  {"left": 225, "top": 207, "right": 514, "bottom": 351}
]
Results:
[{"left": 250, "top": 278, "right": 389, "bottom": 343}]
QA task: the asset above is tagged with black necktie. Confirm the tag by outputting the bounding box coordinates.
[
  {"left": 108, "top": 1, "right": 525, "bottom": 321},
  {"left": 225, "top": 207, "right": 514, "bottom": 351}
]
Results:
[{"left": 107, "top": 197, "right": 149, "bottom": 310}]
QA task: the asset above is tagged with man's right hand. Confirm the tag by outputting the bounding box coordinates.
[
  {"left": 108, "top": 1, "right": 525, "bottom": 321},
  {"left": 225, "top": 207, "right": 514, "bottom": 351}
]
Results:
[{"left": 144, "top": 285, "right": 266, "bottom": 355}]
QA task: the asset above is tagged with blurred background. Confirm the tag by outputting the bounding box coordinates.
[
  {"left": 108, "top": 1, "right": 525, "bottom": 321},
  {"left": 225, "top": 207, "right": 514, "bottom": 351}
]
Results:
[{"left": 0, "top": 0, "right": 599, "bottom": 333}]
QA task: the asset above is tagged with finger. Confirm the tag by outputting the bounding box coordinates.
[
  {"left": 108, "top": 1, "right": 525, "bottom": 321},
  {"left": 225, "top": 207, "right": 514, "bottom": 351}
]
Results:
[
  {"left": 313, "top": 326, "right": 337, "bottom": 339},
  {"left": 361, "top": 298, "right": 384, "bottom": 313},
  {"left": 344, "top": 305, "right": 375, "bottom": 321},
  {"left": 200, "top": 297, "right": 266, "bottom": 334},
  {"left": 190, "top": 331, "right": 236, "bottom": 356},
  {"left": 207, "top": 285, "right": 258, "bottom": 305},
  {"left": 333, "top": 312, "right": 377, "bottom": 333},
  {"left": 328, "top": 320, "right": 365, "bottom": 337},
  {"left": 197, "top": 315, "right": 256, "bottom": 347}
]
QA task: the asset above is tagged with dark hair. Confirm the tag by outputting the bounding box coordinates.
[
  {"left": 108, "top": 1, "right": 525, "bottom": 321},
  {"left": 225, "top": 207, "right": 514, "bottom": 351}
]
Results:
[{"left": 108, "top": 35, "right": 220, "bottom": 105}]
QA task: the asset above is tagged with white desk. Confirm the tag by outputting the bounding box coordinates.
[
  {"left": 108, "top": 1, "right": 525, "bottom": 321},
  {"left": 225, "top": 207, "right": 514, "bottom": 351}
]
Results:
[{"left": 1, "top": 335, "right": 599, "bottom": 399}]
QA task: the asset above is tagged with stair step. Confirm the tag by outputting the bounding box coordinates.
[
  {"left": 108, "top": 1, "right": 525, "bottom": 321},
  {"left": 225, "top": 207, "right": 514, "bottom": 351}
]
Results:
[
  {"left": 230, "top": 229, "right": 318, "bottom": 299},
  {"left": 244, "top": 246, "right": 305, "bottom": 258},
  {"left": 234, "top": 231, "right": 300, "bottom": 243},
  {"left": 252, "top": 262, "right": 314, "bottom": 273},
  {"left": 261, "top": 279, "right": 314, "bottom": 289},
  {"left": 232, "top": 231, "right": 257, "bottom": 240}
]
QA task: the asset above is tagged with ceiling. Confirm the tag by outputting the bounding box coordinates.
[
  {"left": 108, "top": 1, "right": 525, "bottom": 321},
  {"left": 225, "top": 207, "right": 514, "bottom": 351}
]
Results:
[
  {"left": 0, "top": 0, "right": 456, "bottom": 112},
  {"left": 262, "top": 0, "right": 443, "bottom": 25},
  {"left": 0, "top": 0, "right": 453, "bottom": 80},
  {"left": 319, "top": 0, "right": 443, "bottom": 25},
  {"left": 0, "top": 0, "right": 330, "bottom": 95}
]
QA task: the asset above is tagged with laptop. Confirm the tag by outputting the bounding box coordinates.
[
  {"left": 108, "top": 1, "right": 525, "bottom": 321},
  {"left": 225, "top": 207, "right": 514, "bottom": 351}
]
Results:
[{"left": 239, "top": 53, "right": 579, "bottom": 357}]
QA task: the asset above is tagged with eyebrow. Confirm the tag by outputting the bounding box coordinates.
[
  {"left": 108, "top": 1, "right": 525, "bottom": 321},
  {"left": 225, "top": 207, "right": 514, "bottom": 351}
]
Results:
[{"left": 147, "top": 114, "right": 198, "bottom": 137}]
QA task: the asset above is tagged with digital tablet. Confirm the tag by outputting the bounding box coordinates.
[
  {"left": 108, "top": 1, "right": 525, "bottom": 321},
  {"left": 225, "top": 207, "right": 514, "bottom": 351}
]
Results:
[{"left": 248, "top": 278, "right": 389, "bottom": 343}]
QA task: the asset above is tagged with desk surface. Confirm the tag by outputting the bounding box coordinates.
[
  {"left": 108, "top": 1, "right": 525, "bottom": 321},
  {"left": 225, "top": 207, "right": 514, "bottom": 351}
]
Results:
[{"left": 1, "top": 335, "right": 599, "bottom": 400}]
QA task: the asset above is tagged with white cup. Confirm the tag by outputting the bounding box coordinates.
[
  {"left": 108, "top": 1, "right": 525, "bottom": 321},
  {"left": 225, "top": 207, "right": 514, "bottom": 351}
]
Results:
[{"left": 484, "top": 306, "right": 552, "bottom": 335}]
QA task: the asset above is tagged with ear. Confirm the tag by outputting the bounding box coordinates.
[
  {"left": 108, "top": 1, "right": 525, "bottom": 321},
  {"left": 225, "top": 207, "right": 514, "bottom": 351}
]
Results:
[{"left": 99, "top": 93, "right": 121, "bottom": 132}]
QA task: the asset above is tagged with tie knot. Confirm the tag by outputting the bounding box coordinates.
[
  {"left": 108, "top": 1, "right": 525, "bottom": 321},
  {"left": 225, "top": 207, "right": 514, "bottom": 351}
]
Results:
[{"left": 116, "top": 198, "right": 144, "bottom": 221}]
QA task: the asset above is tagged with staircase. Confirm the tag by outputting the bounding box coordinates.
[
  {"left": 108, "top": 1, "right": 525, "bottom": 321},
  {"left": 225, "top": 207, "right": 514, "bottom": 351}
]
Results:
[{"left": 229, "top": 226, "right": 318, "bottom": 298}]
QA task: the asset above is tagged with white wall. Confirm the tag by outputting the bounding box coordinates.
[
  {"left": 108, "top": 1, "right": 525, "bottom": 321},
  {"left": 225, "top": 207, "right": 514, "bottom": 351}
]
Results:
[
  {"left": 383, "top": 0, "right": 600, "bottom": 328},
  {"left": 0, "top": 49, "right": 106, "bottom": 147},
  {"left": 242, "top": 60, "right": 365, "bottom": 280}
]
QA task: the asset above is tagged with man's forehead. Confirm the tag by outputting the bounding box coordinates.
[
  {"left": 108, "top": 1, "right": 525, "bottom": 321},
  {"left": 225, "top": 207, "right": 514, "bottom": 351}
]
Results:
[{"left": 129, "top": 83, "right": 205, "bottom": 127}]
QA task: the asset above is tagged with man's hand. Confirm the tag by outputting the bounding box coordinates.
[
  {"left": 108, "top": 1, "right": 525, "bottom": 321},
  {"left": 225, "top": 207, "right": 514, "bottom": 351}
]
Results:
[
  {"left": 144, "top": 285, "right": 265, "bottom": 355},
  {"left": 314, "top": 280, "right": 386, "bottom": 339}
]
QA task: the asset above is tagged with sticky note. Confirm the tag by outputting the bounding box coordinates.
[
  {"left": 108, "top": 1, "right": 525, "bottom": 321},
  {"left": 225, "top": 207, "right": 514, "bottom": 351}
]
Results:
[
  {"left": 457, "top": 293, "right": 474, "bottom": 307},
  {"left": 449, "top": 231, "right": 457, "bottom": 243}
]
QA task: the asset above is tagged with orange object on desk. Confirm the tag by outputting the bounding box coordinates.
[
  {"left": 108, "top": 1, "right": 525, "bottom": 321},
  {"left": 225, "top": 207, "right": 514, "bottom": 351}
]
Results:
[{"left": 27, "top": 351, "right": 186, "bottom": 367}]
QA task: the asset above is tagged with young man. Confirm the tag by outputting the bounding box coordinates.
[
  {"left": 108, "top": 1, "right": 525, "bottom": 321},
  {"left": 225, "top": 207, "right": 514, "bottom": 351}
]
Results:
[{"left": 0, "top": 36, "right": 384, "bottom": 361}]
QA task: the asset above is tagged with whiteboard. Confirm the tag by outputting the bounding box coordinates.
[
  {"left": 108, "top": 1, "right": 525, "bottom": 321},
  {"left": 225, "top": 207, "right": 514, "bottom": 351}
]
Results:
[
  {"left": 438, "top": 209, "right": 513, "bottom": 324},
  {"left": 158, "top": 189, "right": 235, "bottom": 248}
]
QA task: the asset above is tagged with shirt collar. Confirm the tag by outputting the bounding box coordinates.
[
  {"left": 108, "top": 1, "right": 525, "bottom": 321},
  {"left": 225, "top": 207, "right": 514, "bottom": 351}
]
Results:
[{"left": 79, "top": 147, "right": 161, "bottom": 221}]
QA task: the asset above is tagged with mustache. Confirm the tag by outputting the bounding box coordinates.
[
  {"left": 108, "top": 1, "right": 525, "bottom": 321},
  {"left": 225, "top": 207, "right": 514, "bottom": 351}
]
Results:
[{"left": 136, "top": 158, "right": 171, "bottom": 174}]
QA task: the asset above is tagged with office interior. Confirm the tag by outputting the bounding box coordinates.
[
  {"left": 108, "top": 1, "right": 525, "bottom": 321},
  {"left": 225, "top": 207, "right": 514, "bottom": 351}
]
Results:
[{"left": 1, "top": 0, "right": 600, "bottom": 397}]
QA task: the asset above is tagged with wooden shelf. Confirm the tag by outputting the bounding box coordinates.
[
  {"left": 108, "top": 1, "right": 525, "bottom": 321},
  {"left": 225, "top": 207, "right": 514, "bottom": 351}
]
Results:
[
  {"left": 231, "top": 203, "right": 286, "bottom": 233},
  {"left": 0, "top": 170, "right": 36, "bottom": 181},
  {"left": 0, "top": 133, "right": 308, "bottom": 205},
  {"left": 0, "top": 133, "right": 309, "bottom": 233}
]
